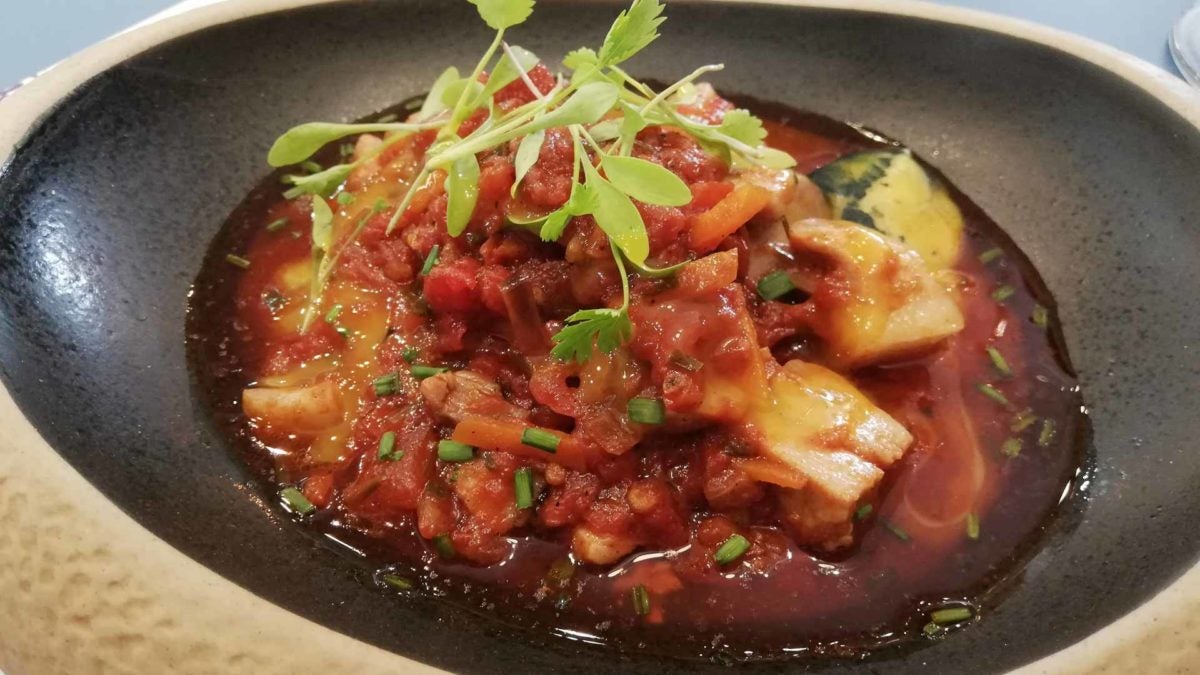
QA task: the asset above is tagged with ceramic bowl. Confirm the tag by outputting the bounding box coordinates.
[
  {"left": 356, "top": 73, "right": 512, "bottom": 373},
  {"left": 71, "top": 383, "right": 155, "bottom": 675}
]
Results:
[{"left": 1, "top": 1, "right": 1199, "bottom": 673}]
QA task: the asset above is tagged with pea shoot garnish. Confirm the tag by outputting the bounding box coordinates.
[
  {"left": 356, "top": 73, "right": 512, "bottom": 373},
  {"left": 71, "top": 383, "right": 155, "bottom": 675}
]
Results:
[{"left": 266, "top": 0, "right": 791, "bottom": 360}]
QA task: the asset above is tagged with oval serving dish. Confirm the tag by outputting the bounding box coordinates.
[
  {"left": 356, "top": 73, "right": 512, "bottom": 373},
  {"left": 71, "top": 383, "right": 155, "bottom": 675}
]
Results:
[{"left": 1, "top": 1, "right": 1199, "bottom": 673}]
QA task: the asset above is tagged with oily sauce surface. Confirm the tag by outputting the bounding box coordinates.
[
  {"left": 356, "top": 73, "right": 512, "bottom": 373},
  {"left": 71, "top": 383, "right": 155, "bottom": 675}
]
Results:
[{"left": 188, "top": 100, "right": 1086, "bottom": 661}]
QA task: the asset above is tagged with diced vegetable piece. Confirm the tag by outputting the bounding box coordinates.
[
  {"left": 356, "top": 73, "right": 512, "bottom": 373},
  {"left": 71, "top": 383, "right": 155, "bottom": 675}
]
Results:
[
  {"left": 242, "top": 380, "right": 344, "bottom": 433},
  {"left": 746, "top": 360, "right": 913, "bottom": 550},
  {"left": 451, "top": 417, "right": 588, "bottom": 470},
  {"left": 809, "top": 149, "right": 964, "bottom": 269},
  {"left": 787, "top": 219, "right": 965, "bottom": 368},
  {"left": 674, "top": 249, "right": 739, "bottom": 296},
  {"left": 689, "top": 183, "right": 772, "bottom": 253}
]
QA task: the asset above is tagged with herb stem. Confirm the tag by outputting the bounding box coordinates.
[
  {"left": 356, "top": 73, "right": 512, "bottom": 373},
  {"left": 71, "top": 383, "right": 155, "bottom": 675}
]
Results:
[
  {"left": 638, "top": 63, "right": 724, "bottom": 114},
  {"left": 442, "top": 28, "right": 507, "bottom": 139},
  {"left": 502, "top": 41, "right": 547, "bottom": 103}
]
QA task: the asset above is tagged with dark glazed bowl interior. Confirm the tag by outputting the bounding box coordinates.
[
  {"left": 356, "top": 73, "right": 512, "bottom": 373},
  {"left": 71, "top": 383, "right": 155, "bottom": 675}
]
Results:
[{"left": 1, "top": 1, "right": 1198, "bottom": 672}]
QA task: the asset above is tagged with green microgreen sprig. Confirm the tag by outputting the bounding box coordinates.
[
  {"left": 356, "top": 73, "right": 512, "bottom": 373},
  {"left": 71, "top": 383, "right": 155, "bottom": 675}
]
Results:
[{"left": 268, "top": 0, "right": 792, "bottom": 357}]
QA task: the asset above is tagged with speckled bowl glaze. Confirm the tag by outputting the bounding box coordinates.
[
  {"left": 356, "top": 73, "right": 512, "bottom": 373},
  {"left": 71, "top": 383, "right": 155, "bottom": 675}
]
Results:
[{"left": 1, "top": 1, "right": 1199, "bottom": 673}]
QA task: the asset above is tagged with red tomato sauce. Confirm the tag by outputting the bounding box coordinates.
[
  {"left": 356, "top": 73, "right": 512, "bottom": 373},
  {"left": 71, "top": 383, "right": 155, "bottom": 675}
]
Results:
[{"left": 188, "top": 87, "right": 1086, "bottom": 660}]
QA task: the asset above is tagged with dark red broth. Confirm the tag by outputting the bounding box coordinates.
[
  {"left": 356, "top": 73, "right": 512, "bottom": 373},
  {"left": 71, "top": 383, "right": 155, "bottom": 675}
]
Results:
[{"left": 188, "top": 94, "right": 1086, "bottom": 660}]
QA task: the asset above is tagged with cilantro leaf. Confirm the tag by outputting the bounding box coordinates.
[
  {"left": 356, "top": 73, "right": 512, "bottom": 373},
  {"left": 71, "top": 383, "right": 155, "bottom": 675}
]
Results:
[
  {"left": 550, "top": 308, "right": 632, "bottom": 363},
  {"left": 597, "top": 0, "right": 666, "bottom": 67},
  {"left": 539, "top": 180, "right": 598, "bottom": 242},
  {"left": 717, "top": 109, "right": 767, "bottom": 147},
  {"left": 563, "top": 47, "right": 598, "bottom": 71},
  {"left": 468, "top": 0, "right": 535, "bottom": 31}
]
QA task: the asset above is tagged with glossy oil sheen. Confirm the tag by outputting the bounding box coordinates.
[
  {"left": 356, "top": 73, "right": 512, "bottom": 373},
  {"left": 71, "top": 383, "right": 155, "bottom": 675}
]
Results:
[
  {"left": 0, "top": 2, "right": 1198, "bottom": 673},
  {"left": 189, "top": 98, "right": 1087, "bottom": 659}
]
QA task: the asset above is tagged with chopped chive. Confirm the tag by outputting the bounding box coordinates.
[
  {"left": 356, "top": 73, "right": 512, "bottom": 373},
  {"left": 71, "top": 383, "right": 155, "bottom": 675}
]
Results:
[
  {"left": 339, "top": 142, "right": 355, "bottom": 158},
  {"left": 965, "top": 513, "right": 980, "bottom": 540},
  {"left": 225, "top": 253, "right": 251, "bottom": 269},
  {"left": 627, "top": 397, "right": 666, "bottom": 425},
  {"left": 976, "top": 383, "right": 1011, "bottom": 407},
  {"left": 376, "top": 112, "right": 399, "bottom": 123},
  {"left": 411, "top": 364, "right": 449, "bottom": 380},
  {"left": 1000, "top": 437, "right": 1023, "bottom": 458},
  {"left": 713, "top": 534, "right": 751, "bottom": 566},
  {"left": 991, "top": 285, "right": 1015, "bottom": 302},
  {"left": 923, "top": 622, "right": 942, "bottom": 637},
  {"left": 882, "top": 519, "right": 911, "bottom": 542},
  {"left": 373, "top": 198, "right": 389, "bottom": 213},
  {"left": 985, "top": 346, "right": 1012, "bottom": 377},
  {"left": 978, "top": 247, "right": 1003, "bottom": 264},
  {"left": 381, "top": 573, "right": 412, "bottom": 590},
  {"left": 514, "top": 467, "right": 534, "bottom": 509},
  {"left": 420, "top": 245, "right": 441, "bottom": 276},
  {"left": 373, "top": 373, "right": 400, "bottom": 396},
  {"left": 1010, "top": 409, "right": 1037, "bottom": 432},
  {"left": 631, "top": 584, "right": 651, "bottom": 616},
  {"left": 401, "top": 347, "right": 420, "bottom": 363},
  {"left": 335, "top": 326, "right": 351, "bottom": 339},
  {"left": 437, "top": 440, "right": 474, "bottom": 463},
  {"left": 378, "top": 431, "right": 397, "bottom": 460},
  {"left": 930, "top": 606, "right": 973, "bottom": 625},
  {"left": 756, "top": 270, "right": 797, "bottom": 301},
  {"left": 521, "top": 427, "right": 560, "bottom": 453},
  {"left": 300, "top": 160, "right": 323, "bottom": 174},
  {"left": 336, "top": 191, "right": 356, "bottom": 206},
  {"left": 854, "top": 503, "right": 874, "bottom": 521},
  {"left": 324, "top": 303, "right": 343, "bottom": 324},
  {"left": 265, "top": 217, "right": 289, "bottom": 232},
  {"left": 1037, "top": 419, "right": 1057, "bottom": 447},
  {"left": 669, "top": 351, "right": 703, "bottom": 372},
  {"left": 1032, "top": 304, "right": 1049, "bottom": 328},
  {"left": 432, "top": 534, "right": 456, "bottom": 559},
  {"left": 280, "top": 486, "right": 315, "bottom": 515}
]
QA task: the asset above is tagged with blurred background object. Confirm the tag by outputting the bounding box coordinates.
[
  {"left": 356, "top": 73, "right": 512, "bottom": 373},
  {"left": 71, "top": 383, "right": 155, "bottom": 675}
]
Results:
[
  {"left": 0, "top": 0, "right": 1194, "bottom": 96},
  {"left": 1172, "top": 1, "right": 1200, "bottom": 84}
]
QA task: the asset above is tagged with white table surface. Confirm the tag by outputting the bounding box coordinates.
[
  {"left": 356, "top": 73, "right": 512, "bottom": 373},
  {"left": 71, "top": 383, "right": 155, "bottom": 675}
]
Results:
[{"left": 0, "top": 0, "right": 1195, "bottom": 88}]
